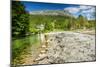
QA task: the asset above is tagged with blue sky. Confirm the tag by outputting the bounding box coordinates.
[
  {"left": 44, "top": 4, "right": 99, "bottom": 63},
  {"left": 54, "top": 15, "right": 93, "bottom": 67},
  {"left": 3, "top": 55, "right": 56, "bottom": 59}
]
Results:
[{"left": 21, "top": 1, "right": 96, "bottom": 20}]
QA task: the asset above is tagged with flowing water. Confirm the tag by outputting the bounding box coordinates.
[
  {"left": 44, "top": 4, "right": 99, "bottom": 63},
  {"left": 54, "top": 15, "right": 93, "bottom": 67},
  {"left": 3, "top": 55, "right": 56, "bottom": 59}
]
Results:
[{"left": 12, "top": 34, "right": 42, "bottom": 65}]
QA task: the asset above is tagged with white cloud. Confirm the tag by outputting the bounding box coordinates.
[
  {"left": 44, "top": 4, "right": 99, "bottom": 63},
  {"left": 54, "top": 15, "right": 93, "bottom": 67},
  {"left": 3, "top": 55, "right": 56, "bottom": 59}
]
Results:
[
  {"left": 79, "top": 6, "right": 92, "bottom": 10},
  {"left": 64, "top": 5, "right": 95, "bottom": 20},
  {"left": 81, "top": 7, "right": 95, "bottom": 13},
  {"left": 64, "top": 7, "right": 80, "bottom": 14}
]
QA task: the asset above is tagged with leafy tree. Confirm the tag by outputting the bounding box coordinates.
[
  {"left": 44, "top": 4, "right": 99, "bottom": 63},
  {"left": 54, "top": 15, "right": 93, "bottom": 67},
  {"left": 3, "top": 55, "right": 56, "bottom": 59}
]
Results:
[{"left": 12, "top": 1, "right": 29, "bottom": 37}]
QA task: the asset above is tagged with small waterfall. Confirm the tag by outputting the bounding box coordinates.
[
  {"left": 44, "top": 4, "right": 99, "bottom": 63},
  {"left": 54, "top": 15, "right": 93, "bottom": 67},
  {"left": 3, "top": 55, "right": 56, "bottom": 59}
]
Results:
[
  {"left": 37, "top": 33, "right": 45, "bottom": 45},
  {"left": 40, "top": 33, "right": 45, "bottom": 43}
]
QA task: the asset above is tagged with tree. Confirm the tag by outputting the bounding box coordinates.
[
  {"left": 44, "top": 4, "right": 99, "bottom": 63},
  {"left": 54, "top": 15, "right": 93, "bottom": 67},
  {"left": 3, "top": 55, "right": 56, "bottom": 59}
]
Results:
[{"left": 12, "top": 1, "right": 29, "bottom": 37}]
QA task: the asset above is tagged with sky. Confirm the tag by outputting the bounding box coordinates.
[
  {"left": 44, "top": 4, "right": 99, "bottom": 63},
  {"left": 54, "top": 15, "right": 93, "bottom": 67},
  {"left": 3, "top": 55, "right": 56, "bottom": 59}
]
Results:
[{"left": 21, "top": 1, "right": 96, "bottom": 20}]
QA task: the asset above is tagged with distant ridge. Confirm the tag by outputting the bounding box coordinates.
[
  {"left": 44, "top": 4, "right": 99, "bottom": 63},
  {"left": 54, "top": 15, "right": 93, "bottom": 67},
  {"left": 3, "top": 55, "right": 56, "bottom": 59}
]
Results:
[{"left": 29, "top": 10, "right": 73, "bottom": 17}]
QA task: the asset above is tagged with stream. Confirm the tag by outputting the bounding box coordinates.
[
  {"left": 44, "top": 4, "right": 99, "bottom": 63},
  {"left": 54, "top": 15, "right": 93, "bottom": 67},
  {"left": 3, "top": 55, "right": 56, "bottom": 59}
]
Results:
[{"left": 12, "top": 34, "right": 44, "bottom": 65}]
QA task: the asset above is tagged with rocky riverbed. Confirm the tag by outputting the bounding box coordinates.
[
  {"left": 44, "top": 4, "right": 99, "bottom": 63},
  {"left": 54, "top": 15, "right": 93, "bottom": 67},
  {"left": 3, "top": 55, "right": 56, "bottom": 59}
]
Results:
[{"left": 36, "top": 31, "right": 96, "bottom": 64}]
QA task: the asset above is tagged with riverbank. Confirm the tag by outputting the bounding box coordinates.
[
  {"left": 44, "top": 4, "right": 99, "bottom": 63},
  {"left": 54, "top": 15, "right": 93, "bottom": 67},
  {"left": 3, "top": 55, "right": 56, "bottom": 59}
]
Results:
[
  {"left": 12, "top": 30, "right": 95, "bottom": 65},
  {"left": 35, "top": 31, "right": 96, "bottom": 64}
]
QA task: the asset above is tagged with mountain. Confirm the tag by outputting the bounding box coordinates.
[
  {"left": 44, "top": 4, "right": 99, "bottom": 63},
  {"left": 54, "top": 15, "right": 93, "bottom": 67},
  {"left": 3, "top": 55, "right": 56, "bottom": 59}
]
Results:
[{"left": 29, "top": 10, "right": 72, "bottom": 17}]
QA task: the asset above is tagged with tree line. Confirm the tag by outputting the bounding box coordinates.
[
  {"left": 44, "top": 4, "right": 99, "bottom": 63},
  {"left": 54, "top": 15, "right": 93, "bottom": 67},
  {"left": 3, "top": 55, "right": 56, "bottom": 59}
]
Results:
[{"left": 12, "top": 1, "right": 96, "bottom": 37}]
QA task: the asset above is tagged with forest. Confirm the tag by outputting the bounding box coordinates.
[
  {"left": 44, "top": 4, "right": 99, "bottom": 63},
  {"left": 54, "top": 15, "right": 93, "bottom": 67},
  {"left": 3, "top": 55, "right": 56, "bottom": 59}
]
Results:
[
  {"left": 29, "top": 15, "right": 95, "bottom": 34},
  {"left": 12, "top": 1, "right": 95, "bottom": 37}
]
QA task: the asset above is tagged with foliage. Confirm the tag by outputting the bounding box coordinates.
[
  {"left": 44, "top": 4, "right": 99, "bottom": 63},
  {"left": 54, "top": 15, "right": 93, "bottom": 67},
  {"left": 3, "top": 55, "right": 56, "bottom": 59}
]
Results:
[
  {"left": 29, "top": 14, "right": 95, "bottom": 33},
  {"left": 12, "top": 1, "right": 29, "bottom": 37}
]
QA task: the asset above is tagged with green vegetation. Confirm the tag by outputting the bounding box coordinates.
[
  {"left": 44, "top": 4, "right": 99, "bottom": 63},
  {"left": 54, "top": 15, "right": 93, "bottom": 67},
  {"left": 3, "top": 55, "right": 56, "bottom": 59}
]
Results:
[
  {"left": 29, "top": 14, "right": 95, "bottom": 33},
  {"left": 12, "top": 1, "right": 95, "bottom": 37},
  {"left": 12, "top": 1, "right": 30, "bottom": 65},
  {"left": 12, "top": 1, "right": 95, "bottom": 65},
  {"left": 12, "top": 34, "right": 40, "bottom": 65},
  {"left": 12, "top": 36, "right": 30, "bottom": 63},
  {"left": 12, "top": 1, "right": 29, "bottom": 37}
]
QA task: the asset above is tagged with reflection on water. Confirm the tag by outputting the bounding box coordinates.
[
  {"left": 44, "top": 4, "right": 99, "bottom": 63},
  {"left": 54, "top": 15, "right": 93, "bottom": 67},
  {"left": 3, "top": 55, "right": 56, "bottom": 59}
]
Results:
[
  {"left": 12, "top": 34, "right": 41, "bottom": 51},
  {"left": 12, "top": 34, "right": 42, "bottom": 65}
]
